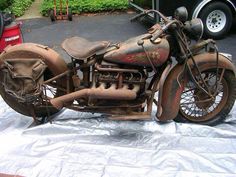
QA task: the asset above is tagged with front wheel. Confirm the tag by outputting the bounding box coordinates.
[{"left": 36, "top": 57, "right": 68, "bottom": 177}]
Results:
[{"left": 175, "top": 70, "right": 236, "bottom": 125}]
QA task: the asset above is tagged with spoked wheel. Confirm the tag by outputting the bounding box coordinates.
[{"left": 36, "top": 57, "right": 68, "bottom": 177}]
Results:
[{"left": 175, "top": 70, "right": 236, "bottom": 125}]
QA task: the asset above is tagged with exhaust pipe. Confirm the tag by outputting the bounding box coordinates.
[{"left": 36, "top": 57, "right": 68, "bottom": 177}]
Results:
[{"left": 50, "top": 84, "right": 140, "bottom": 109}]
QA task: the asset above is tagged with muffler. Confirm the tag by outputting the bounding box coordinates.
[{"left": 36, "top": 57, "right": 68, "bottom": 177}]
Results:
[{"left": 50, "top": 84, "right": 140, "bottom": 109}]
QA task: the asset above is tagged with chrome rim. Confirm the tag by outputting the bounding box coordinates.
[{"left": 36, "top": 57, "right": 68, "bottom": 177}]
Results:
[{"left": 206, "top": 10, "right": 226, "bottom": 33}]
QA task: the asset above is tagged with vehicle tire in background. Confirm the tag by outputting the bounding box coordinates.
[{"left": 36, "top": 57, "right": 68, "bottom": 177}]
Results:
[
  {"left": 199, "top": 2, "right": 232, "bottom": 39},
  {"left": 0, "top": 12, "right": 4, "bottom": 38},
  {"left": 49, "top": 9, "right": 56, "bottom": 22},
  {"left": 68, "top": 8, "right": 72, "bottom": 21}
]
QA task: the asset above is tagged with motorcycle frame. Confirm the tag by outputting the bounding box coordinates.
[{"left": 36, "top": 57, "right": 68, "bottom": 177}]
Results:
[{"left": 39, "top": 38, "right": 236, "bottom": 121}]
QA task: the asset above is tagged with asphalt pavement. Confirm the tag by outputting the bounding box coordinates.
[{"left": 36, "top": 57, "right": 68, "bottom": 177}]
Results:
[{"left": 20, "top": 13, "right": 236, "bottom": 64}]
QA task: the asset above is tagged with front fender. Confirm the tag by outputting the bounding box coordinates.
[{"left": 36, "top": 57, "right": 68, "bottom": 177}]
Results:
[{"left": 157, "top": 52, "right": 236, "bottom": 121}]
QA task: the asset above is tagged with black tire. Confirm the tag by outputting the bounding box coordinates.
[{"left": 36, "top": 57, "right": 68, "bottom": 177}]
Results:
[
  {"left": 0, "top": 12, "right": 4, "bottom": 38},
  {"left": 0, "top": 68, "right": 63, "bottom": 118},
  {"left": 49, "top": 9, "right": 56, "bottom": 22},
  {"left": 68, "top": 8, "right": 72, "bottom": 21},
  {"left": 199, "top": 2, "right": 232, "bottom": 39},
  {"left": 174, "top": 70, "right": 236, "bottom": 126}
]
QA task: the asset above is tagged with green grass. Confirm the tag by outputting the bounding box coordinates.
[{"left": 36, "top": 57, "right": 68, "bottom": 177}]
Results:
[{"left": 40, "top": 0, "right": 129, "bottom": 16}]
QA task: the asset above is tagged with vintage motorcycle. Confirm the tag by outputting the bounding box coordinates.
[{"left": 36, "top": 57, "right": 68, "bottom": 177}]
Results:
[{"left": 0, "top": 7, "right": 235, "bottom": 125}]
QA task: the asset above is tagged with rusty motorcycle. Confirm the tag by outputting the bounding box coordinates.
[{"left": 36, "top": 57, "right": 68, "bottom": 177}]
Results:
[{"left": 0, "top": 7, "right": 235, "bottom": 125}]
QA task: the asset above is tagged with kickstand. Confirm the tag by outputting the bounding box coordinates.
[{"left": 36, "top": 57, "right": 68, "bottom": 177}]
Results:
[
  {"left": 40, "top": 116, "right": 53, "bottom": 124},
  {"left": 29, "top": 103, "right": 53, "bottom": 125},
  {"left": 30, "top": 105, "right": 41, "bottom": 125},
  {"left": 41, "top": 117, "right": 47, "bottom": 124},
  {"left": 30, "top": 109, "right": 52, "bottom": 125}
]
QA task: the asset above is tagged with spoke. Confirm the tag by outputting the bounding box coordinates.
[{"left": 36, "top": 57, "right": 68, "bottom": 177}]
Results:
[
  {"left": 180, "top": 98, "right": 213, "bottom": 105},
  {"left": 189, "top": 103, "right": 195, "bottom": 116},
  {"left": 180, "top": 70, "right": 226, "bottom": 121},
  {"left": 40, "top": 85, "right": 57, "bottom": 102},
  {"left": 45, "top": 86, "right": 56, "bottom": 96},
  {"left": 182, "top": 88, "right": 195, "bottom": 94}
]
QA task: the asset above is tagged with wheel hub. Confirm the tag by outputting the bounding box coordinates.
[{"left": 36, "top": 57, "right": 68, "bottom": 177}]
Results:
[
  {"left": 194, "top": 90, "right": 215, "bottom": 109},
  {"left": 212, "top": 18, "right": 217, "bottom": 24},
  {"left": 206, "top": 10, "right": 226, "bottom": 33}
]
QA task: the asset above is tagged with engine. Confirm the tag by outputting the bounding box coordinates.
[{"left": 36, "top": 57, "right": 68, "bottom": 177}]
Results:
[
  {"left": 93, "top": 61, "right": 147, "bottom": 92},
  {"left": 68, "top": 61, "right": 148, "bottom": 109}
]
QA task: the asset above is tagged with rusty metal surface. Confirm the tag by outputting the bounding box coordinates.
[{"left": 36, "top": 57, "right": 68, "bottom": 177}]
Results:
[
  {"left": 0, "top": 43, "right": 68, "bottom": 76},
  {"left": 0, "top": 96, "right": 236, "bottom": 177},
  {"left": 104, "top": 34, "right": 170, "bottom": 67},
  {"left": 0, "top": 44, "right": 70, "bottom": 117},
  {"left": 156, "top": 63, "right": 172, "bottom": 118},
  {"left": 50, "top": 84, "right": 140, "bottom": 110},
  {"left": 188, "top": 53, "right": 236, "bottom": 76},
  {"left": 95, "top": 63, "right": 139, "bottom": 73},
  {"left": 157, "top": 63, "right": 185, "bottom": 121},
  {"left": 157, "top": 52, "right": 236, "bottom": 122}
]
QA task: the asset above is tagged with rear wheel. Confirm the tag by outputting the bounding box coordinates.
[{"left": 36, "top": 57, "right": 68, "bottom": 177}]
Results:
[
  {"left": 0, "top": 68, "right": 63, "bottom": 118},
  {"left": 175, "top": 70, "right": 236, "bottom": 125}
]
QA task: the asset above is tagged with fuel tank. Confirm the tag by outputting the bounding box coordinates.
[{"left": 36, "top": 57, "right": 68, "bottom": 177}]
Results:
[{"left": 104, "top": 34, "right": 170, "bottom": 67}]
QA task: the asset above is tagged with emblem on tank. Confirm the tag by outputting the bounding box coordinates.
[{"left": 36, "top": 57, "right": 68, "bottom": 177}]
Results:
[{"left": 147, "top": 51, "right": 161, "bottom": 60}]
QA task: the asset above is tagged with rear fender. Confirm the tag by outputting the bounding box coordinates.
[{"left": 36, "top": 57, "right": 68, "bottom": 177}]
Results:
[
  {"left": 0, "top": 43, "right": 68, "bottom": 75},
  {"left": 157, "top": 52, "right": 236, "bottom": 121}
]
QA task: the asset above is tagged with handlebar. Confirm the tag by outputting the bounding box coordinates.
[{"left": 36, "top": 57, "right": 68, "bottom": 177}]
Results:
[
  {"left": 130, "top": 10, "right": 169, "bottom": 23},
  {"left": 131, "top": 10, "right": 184, "bottom": 43},
  {"left": 151, "top": 20, "right": 180, "bottom": 42},
  {"left": 130, "top": 11, "right": 146, "bottom": 22}
]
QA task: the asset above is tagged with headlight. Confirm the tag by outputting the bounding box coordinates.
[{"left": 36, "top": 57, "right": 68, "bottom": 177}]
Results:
[
  {"left": 174, "top": 7, "right": 188, "bottom": 23},
  {"left": 184, "top": 18, "right": 204, "bottom": 41}
]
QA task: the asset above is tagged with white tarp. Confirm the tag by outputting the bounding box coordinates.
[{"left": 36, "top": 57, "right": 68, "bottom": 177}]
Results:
[{"left": 0, "top": 95, "right": 236, "bottom": 177}]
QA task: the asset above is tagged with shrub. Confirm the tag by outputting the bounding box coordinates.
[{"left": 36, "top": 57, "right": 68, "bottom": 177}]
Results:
[
  {"left": 0, "top": 0, "right": 13, "bottom": 11},
  {"left": 0, "top": 0, "right": 34, "bottom": 17},
  {"left": 11, "top": 0, "right": 35, "bottom": 16},
  {"left": 40, "top": 0, "right": 129, "bottom": 16}
]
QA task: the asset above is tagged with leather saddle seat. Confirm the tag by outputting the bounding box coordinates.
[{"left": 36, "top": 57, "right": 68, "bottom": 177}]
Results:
[{"left": 62, "top": 36, "right": 110, "bottom": 60}]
